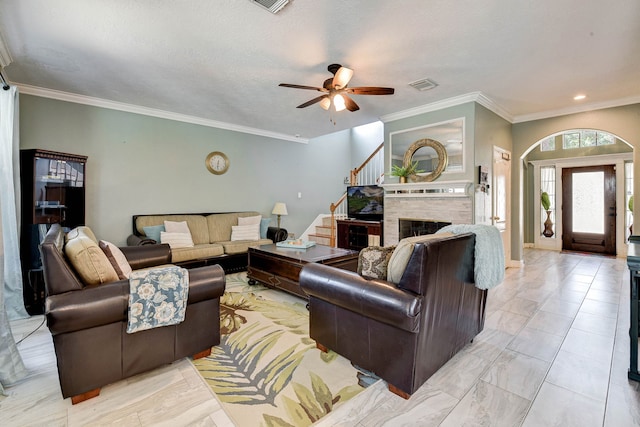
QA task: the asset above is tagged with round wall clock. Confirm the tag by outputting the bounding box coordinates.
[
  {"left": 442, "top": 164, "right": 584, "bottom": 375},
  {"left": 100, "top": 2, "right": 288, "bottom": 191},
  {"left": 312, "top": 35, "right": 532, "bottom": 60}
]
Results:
[{"left": 205, "top": 151, "right": 230, "bottom": 175}]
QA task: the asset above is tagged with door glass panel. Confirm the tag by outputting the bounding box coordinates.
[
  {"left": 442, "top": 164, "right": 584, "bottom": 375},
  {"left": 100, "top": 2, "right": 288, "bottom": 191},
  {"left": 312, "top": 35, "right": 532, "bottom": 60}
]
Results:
[{"left": 573, "top": 171, "right": 604, "bottom": 233}]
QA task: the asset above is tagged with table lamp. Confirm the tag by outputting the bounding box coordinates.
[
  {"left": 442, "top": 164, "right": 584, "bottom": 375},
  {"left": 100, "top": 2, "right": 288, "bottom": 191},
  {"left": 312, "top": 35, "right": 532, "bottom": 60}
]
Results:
[{"left": 272, "top": 202, "right": 288, "bottom": 229}]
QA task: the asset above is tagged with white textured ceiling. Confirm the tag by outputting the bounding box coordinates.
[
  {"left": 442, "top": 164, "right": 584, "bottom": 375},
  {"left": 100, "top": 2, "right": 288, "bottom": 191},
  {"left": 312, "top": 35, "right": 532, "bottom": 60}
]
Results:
[{"left": 1, "top": 0, "right": 639, "bottom": 140}]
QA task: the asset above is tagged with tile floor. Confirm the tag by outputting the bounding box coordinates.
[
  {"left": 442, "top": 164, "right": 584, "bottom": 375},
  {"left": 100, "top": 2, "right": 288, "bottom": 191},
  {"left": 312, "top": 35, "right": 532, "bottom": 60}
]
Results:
[{"left": 1, "top": 249, "right": 639, "bottom": 426}]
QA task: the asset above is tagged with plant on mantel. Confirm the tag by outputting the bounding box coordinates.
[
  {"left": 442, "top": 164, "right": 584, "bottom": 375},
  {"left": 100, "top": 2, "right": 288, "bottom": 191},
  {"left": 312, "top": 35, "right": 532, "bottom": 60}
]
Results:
[{"left": 390, "top": 160, "right": 424, "bottom": 183}]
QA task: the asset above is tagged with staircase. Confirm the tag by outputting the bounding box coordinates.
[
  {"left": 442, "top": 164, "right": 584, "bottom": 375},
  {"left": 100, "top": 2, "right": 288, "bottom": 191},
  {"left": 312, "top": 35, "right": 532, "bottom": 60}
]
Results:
[
  {"left": 306, "top": 142, "right": 384, "bottom": 247},
  {"left": 308, "top": 214, "right": 347, "bottom": 246}
]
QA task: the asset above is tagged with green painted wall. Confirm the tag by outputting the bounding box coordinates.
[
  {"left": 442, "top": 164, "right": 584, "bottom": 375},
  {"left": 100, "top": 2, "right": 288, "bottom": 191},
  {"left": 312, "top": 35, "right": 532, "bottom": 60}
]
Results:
[
  {"left": 19, "top": 95, "right": 353, "bottom": 244},
  {"left": 473, "top": 104, "right": 513, "bottom": 226}
]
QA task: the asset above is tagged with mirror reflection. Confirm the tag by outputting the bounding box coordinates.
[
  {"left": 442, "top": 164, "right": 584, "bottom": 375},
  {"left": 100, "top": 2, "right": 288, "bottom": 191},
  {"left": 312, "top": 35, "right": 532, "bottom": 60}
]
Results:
[{"left": 390, "top": 118, "right": 464, "bottom": 175}]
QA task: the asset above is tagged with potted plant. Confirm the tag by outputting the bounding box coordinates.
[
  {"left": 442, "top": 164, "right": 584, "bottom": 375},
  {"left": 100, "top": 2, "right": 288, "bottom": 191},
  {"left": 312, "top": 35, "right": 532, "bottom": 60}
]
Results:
[
  {"left": 541, "top": 191, "right": 554, "bottom": 237},
  {"left": 629, "top": 195, "right": 634, "bottom": 235},
  {"left": 391, "top": 160, "right": 424, "bottom": 183}
]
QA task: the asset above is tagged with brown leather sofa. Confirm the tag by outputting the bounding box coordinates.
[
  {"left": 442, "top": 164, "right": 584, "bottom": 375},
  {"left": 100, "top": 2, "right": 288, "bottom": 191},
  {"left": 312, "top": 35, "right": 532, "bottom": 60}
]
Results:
[
  {"left": 40, "top": 224, "right": 226, "bottom": 404},
  {"left": 299, "top": 232, "right": 487, "bottom": 399}
]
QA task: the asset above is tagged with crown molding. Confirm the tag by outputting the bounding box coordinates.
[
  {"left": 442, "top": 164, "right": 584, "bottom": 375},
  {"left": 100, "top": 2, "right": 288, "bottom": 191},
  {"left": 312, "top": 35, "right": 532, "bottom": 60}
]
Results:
[
  {"left": 380, "top": 92, "right": 513, "bottom": 124},
  {"left": 473, "top": 92, "right": 514, "bottom": 122},
  {"left": 17, "top": 84, "right": 310, "bottom": 144},
  {"left": 0, "top": 31, "right": 13, "bottom": 68},
  {"left": 511, "top": 95, "right": 640, "bottom": 123}
]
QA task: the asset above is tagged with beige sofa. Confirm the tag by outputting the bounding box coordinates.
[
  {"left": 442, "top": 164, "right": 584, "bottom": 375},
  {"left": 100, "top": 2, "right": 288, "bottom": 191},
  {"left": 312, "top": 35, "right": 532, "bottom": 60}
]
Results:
[{"left": 127, "top": 211, "right": 288, "bottom": 272}]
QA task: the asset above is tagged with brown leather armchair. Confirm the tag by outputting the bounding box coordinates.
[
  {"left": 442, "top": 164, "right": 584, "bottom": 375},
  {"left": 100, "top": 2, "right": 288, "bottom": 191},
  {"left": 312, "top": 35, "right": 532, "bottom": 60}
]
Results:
[
  {"left": 299, "top": 233, "right": 487, "bottom": 399},
  {"left": 40, "top": 224, "right": 226, "bottom": 404}
]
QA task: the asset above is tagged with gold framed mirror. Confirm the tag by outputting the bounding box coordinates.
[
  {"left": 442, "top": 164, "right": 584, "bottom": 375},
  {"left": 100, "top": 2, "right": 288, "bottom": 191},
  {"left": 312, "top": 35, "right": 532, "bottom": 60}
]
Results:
[{"left": 403, "top": 138, "right": 448, "bottom": 182}]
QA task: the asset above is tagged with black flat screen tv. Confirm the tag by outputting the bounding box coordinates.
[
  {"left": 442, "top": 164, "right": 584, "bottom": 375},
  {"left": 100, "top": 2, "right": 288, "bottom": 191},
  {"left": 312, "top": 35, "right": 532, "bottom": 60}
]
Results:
[{"left": 347, "top": 185, "right": 384, "bottom": 221}]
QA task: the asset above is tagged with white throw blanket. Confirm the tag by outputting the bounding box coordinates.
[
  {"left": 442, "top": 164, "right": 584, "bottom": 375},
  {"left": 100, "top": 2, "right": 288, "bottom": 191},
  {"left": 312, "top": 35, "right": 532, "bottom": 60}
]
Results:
[
  {"left": 436, "top": 224, "right": 505, "bottom": 289},
  {"left": 127, "top": 266, "right": 189, "bottom": 333}
]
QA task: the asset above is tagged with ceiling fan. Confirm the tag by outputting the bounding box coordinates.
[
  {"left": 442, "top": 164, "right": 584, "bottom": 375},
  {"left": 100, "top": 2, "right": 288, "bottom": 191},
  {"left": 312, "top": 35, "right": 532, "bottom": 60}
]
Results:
[{"left": 279, "top": 64, "right": 394, "bottom": 112}]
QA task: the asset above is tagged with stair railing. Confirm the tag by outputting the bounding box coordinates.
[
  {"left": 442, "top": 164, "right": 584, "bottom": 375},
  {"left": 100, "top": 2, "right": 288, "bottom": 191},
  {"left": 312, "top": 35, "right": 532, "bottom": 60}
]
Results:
[{"left": 329, "top": 142, "right": 385, "bottom": 247}]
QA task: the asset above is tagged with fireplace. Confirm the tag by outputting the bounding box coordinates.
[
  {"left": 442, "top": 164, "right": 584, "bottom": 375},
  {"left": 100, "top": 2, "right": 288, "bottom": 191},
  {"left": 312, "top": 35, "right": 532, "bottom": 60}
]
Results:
[
  {"left": 399, "top": 218, "right": 451, "bottom": 239},
  {"left": 382, "top": 181, "right": 474, "bottom": 245}
]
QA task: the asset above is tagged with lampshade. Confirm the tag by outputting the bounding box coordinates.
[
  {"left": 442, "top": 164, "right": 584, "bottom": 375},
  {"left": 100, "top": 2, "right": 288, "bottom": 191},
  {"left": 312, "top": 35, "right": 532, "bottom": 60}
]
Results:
[
  {"left": 272, "top": 202, "right": 288, "bottom": 216},
  {"left": 319, "top": 97, "right": 331, "bottom": 110},
  {"left": 333, "top": 66, "right": 353, "bottom": 89},
  {"left": 333, "top": 94, "right": 346, "bottom": 112}
]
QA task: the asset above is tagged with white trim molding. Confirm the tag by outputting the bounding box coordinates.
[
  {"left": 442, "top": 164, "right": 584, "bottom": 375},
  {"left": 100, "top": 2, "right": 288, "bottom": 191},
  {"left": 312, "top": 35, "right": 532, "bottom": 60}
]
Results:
[
  {"left": 380, "top": 92, "right": 513, "bottom": 123},
  {"left": 513, "top": 95, "right": 640, "bottom": 124},
  {"left": 16, "top": 84, "right": 310, "bottom": 144}
]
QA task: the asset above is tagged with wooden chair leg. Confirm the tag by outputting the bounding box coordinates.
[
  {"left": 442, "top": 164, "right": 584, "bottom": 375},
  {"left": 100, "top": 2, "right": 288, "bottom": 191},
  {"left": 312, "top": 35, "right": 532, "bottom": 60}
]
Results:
[
  {"left": 71, "top": 388, "right": 101, "bottom": 404},
  {"left": 316, "top": 342, "right": 329, "bottom": 353},
  {"left": 388, "top": 384, "right": 411, "bottom": 400},
  {"left": 192, "top": 348, "right": 212, "bottom": 360}
]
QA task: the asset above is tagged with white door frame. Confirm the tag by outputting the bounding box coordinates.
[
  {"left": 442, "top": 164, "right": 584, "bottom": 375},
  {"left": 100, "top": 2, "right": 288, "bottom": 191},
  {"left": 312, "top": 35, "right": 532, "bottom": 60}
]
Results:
[{"left": 492, "top": 146, "right": 513, "bottom": 266}]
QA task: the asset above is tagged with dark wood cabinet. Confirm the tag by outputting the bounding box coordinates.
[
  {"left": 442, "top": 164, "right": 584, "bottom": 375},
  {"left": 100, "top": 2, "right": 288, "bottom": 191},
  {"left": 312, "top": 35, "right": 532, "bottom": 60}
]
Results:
[
  {"left": 336, "top": 219, "right": 383, "bottom": 251},
  {"left": 20, "top": 149, "right": 87, "bottom": 314}
]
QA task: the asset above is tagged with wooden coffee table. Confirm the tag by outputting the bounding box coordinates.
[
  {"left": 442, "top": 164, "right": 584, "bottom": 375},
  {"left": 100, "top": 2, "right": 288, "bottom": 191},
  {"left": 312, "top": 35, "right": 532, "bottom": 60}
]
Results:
[{"left": 247, "top": 244, "right": 359, "bottom": 299}]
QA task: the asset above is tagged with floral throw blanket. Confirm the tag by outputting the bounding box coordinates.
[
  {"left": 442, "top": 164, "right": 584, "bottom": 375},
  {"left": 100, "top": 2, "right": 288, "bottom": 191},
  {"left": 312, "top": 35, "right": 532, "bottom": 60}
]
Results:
[{"left": 127, "top": 266, "right": 189, "bottom": 334}]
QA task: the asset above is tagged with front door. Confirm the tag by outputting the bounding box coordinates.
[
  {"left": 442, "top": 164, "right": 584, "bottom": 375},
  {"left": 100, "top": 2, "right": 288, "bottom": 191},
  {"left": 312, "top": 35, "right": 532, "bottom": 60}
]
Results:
[{"left": 561, "top": 165, "right": 616, "bottom": 254}]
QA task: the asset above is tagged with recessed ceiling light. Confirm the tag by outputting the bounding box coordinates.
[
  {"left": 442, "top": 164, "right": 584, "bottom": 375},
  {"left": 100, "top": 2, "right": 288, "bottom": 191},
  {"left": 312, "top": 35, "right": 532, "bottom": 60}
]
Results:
[{"left": 573, "top": 94, "right": 587, "bottom": 100}]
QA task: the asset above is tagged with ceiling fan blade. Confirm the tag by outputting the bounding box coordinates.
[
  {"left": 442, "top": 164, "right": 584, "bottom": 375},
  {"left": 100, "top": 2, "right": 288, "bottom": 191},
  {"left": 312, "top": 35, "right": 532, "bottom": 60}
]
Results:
[
  {"left": 279, "top": 83, "right": 326, "bottom": 92},
  {"left": 333, "top": 66, "right": 354, "bottom": 90},
  {"left": 346, "top": 87, "right": 395, "bottom": 95},
  {"left": 296, "top": 95, "right": 329, "bottom": 109},
  {"left": 342, "top": 94, "right": 360, "bottom": 112}
]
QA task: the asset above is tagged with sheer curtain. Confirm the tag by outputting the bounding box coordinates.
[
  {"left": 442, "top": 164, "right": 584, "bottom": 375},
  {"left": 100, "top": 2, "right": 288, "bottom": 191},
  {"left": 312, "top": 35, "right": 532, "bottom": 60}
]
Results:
[{"left": 0, "top": 85, "right": 28, "bottom": 394}]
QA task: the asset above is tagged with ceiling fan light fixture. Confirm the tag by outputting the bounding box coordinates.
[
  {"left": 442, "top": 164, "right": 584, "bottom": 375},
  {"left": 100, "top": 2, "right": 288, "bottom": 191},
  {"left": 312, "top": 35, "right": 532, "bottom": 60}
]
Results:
[
  {"left": 333, "top": 94, "right": 346, "bottom": 111},
  {"left": 319, "top": 97, "right": 331, "bottom": 110}
]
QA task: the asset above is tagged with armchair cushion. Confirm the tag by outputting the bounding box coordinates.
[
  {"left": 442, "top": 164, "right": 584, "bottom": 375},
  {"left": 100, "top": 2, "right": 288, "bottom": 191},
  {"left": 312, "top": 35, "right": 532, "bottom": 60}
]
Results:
[
  {"left": 357, "top": 245, "right": 395, "bottom": 280},
  {"left": 65, "top": 228, "right": 119, "bottom": 286}
]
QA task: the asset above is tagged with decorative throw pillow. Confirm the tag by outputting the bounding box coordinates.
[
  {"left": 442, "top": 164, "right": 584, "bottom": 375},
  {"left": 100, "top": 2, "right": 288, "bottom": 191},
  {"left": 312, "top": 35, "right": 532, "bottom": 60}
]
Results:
[
  {"left": 143, "top": 225, "right": 165, "bottom": 242},
  {"left": 238, "top": 215, "right": 262, "bottom": 226},
  {"left": 387, "top": 240, "right": 416, "bottom": 284},
  {"left": 260, "top": 218, "right": 271, "bottom": 239},
  {"left": 65, "top": 232, "right": 119, "bottom": 286},
  {"left": 164, "top": 220, "right": 191, "bottom": 234},
  {"left": 357, "top": 246, "right": 396, "bottom": 280},
  {"left": 160, "top": 231, "right": 195, "bottom": 249},
  {"left": 99, "top": 240, "right": 133, "bottom": 280},
  {"left": 230, "top": 224, "right": 260, "bottom": 241},
  {"left": 387, "top": 233, "right": 455, "bottom": 284}
]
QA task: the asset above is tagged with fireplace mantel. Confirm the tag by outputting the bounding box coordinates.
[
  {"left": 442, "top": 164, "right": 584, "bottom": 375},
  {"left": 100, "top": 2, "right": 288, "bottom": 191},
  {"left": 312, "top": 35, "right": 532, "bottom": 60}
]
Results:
[{"left": 382, "top": 181, "right": 473, "bottom": 198}]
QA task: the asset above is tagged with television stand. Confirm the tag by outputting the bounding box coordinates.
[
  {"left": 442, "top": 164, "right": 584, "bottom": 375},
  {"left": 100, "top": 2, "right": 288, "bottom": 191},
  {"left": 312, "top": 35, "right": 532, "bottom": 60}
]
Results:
[{"left": 336, "top": 219, "right": 383, "bottom": 251}]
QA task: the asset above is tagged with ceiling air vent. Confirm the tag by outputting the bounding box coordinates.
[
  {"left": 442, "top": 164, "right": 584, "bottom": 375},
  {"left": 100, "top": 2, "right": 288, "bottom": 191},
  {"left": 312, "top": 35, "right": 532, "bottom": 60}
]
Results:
[
  {"left": 409, "top": 78, "right": 438, "bottom": 91},
  {"left": 251, "top": 0, "right": 290, "bottom": 13}
]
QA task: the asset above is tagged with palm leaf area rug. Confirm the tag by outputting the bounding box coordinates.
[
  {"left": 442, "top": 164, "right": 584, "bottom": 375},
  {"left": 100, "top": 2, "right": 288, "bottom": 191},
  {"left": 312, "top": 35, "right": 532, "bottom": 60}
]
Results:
[{"left": 193, "top": 272, "right": 378, "bottom": 427}]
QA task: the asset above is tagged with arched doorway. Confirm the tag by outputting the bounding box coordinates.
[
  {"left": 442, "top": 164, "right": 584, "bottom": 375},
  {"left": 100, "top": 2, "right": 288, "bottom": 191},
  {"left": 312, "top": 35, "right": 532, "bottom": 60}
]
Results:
[{"left": 522, "top": 129, "right": 633, "bottom": 256}]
